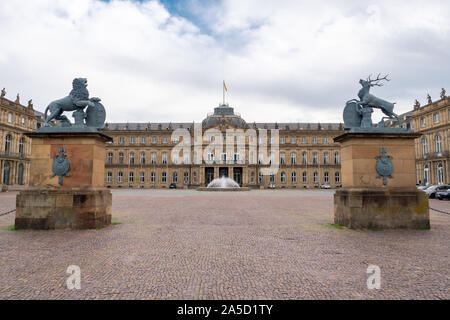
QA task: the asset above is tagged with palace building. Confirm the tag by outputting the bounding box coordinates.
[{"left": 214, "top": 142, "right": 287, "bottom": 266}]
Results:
[
  {"left": 0, "top": 89, "right": 44, "bottom": 188},
  {"left": 103, "top": 103, "right": 344, "bottom": 189},
  {"left": 1, "top": 87, "right": 449, "bottom": 189}
]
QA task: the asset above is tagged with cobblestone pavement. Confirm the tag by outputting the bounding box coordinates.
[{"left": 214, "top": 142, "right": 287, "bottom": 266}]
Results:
[{"left": 0, "top": 189, "right": 449, "bottom": 300}]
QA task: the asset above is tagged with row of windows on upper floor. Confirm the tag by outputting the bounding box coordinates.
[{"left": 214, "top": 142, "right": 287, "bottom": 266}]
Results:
[
  {"left": 418, "top": 109, "right": 449, "bottom": 128},
  {"left": 106, "top": 170, "right": 341, "bottom": 185},
  {"left": 111, "top": 135, "right": 335, "bottom": 145},
  {"left": 421, "top": 135, "right": 447, "bottom": 155},
  {"left": 2, "top": 111, "right": 36, "bottom": 128},
  {"left": 106, "top": 151, "right": 341, "bottom": 165},
  {"left": 2, "top": 134, "right": 26, "bottom": 154}
]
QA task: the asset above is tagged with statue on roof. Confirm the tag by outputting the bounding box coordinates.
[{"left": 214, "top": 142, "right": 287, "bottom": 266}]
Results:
[
  {"left": 440, "top": 88, "right": 446, "bottom": 100},
  {"left": 414, "top": 99, "right": 421, "bottom": 109},
  {"left": 1, "top": 88, "right": 5, "bottom": 98},
  {"left": 427, "top": 94, "right": 432, "bottom": 105}
]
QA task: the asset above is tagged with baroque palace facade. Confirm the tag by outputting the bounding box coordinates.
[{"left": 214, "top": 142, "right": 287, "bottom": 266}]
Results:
[
  {"left": 0, "top": 89, "right": 44, "bottom": 188},
  {"left": 1, "top": 87, "right": 449, "bottom": 189},
  {"left": 103, "top": 104, "right": 344, "bottom": 189}
]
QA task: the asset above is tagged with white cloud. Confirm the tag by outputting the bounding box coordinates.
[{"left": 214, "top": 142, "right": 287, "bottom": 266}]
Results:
[{"left": 0, "top": 0, "right": 448, "bottom": 124}]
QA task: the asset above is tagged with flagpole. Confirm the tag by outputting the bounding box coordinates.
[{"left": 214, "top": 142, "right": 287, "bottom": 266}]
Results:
[{"left": 223, "top": 80, "right": 225, "bottom": 105}]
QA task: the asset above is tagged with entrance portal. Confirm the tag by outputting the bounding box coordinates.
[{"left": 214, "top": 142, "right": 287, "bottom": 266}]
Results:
[
  {"left": 219, "top": 167, "right": 229, "bottom": 178},
  {"left": 233, "top": 167, "right": 243, "bottom": 186},
  {"left": 205, "top": 167, "right": 214, "bottom": 186}
]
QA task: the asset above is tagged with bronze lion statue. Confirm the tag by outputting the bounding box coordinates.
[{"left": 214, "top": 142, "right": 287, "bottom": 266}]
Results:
[{"left": 44, "top": 78, "right": 100, "bottom": 127}]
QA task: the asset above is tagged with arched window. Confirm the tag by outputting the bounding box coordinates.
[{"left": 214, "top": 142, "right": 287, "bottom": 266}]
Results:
[
  {"left": 437, "top": 163, "right": 444, "bottom": 185},
  {"left": 424, "top": 165, "right": 429, "bottom": 186},
  {"left": 128, "top": 172, "right": 134, "bottom": 183},
  {"left": 107, "top": 152, "right": 113, "bottom": 164},
  {"left": 107, "top": 172, "right": 112, "bottom": 183},
  {"left": 184, "top": 172, "right": 189, "bottom": 184},
  {"left": 18, "top": 163, "right": 24, "bottom": 185},
  {"left": 422, "top": 138, "right": 428, "bottom": 155},
  {"left": 259, "top": 172, "right": 263, "bottom": 184},
  {"left": 119, "top": 152, "right": 124, "bottom": 164},
  {"left": 250, "top": 171, "right": 255, "bottom": 183},
  {"left": 129, "top": 152, "right": 135, "bottom": 165},
  {"left": 119, "top": 137, "right": 124, "bottom": 144},
  {"left": 150, "top": 172, "right": 156, "bottom": 183},
  {"left": 323, "top": 152, "right": 329, "bottom": 164},
  {"left": 302, "top": 152, "right": 307, "bottom": 165},
  {"left": 291, "top": 153, "right": 296, "bottom": 165},
  {"left": 292, "top": 172, "right": 297, "bottom": 183},
  {"left": 313, "top": 172, "right": 319, "bottom": 183},
  {"left": 172, "top": 172, "right": 178, "bottom": 183},
  {"left": 269, "top": 174, "right": 275, "bottom": 183},
  {"left": 151, "top": 152, "right": 156, "bottom": 164},
  {"left": 140, "top": 152, "right": 145, "bottom": 164},
  {"left": 7, "top": 113, "right": 12, "bottom": 123},
  {"left": 302, "top": 171, "right": 307, "bottom": 183},
  {"left": 193, "top": 171, "right": 197, "bottom": 183},
  {"left": 313, "top": 152, "right": 318, "bottom": 165},
  {"left": 324, "top": 172, "right": 329, "bottom": 183},
  {"left": 140, "top": 172, "right": 145, "bottom": 183},
  {"left": 5, "top": 134, "right": 11, "bottom": 153},
  {"left": 435, "top": 135, "right": 442, "bottom": 154},
  {"left": 19, "top": 137, "right": 25, "bottom": 156},
  {"left": 280, "top": 172, "right": 286, "bottom": 183},
  {"left": 118, "top": 172, "right": 123, "bottom": 183}
]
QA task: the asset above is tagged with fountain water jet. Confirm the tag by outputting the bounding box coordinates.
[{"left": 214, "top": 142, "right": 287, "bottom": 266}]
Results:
[{"left": 197, "top": 176, "right": 250, "bottom": 191}]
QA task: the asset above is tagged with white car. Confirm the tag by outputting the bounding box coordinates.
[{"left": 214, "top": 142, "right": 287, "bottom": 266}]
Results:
[
  {"left": 320, "top": 184, "right": 331, "bottom": 189},
  {"left": 425, "top": 185, "right": 450, "bottom": 198}
]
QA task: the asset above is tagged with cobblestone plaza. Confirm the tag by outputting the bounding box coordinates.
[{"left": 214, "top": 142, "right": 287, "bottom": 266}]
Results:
[{"left": 0, "top": 190, "right": 448, "bottom": 300}]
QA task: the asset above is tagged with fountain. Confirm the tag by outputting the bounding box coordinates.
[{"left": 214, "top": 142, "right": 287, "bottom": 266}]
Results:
[{"left": 197, "top": 176, "right": 250, "bottom": 191}]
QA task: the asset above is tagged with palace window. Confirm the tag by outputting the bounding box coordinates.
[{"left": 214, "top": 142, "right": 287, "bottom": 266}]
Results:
[
  {"left": 7, "top": 113, "right": 12, "bottom": 123},
  {"left": 258, "top": 153, "right": 264, "bottom": 164},
  {"left": 312, "top": 137, "right": 317, "bottom": 144},
  {"left": 424, "top": 165, "right": 429, "bottom": 185},
  {"left": 281, "top": 172, "right": 286, "bottom": 183},
  {"left": 437, "top": 163, "right": 444, "bottom": 185},
  {"left": 130, "top": 137, "right": 135, "bottom": 144},
  {"left": 334, "top": 152, "right": 340, "bottom": 165},
  {"left": 152, "top": 137, "right": 157, "bottom": 144},
  {"left": 162, "top": 137, "right": 168, "bottom": 144},
  {"left": 313, "top": 172, "right": 319, "bottom": 183},
  {"left": 421, "top": 117, "right": 426, "bottom": 127},
  {"left": 313, "top": 152, "right": 318, "bottom": 165},
  {"left": 119, "top": 137, "right": 124, "bottom": 144},
  {"left": 141, "top": 137, "right": 146, "bottom": 144},
  {"left": 251, "top": 172, "right": 255, "bottom": 183},
  {"left": 151, "top": 152, "right": 156, "bottom": 164},
  {"left": 323, "top": 137, "right": 328, "bottom": 144},
  {"left": 193, "top": 171, "right": 197, "bottom": 183},
  {"left": 434, "top": 113, "right": 439, "bottom": 123},
  {"left": 183, "top": 153, "right": 190, "bottom": 165},
  {"left": 140, "top": 152, "right": 146, "bottom": 164},
  {"left": 207, "top": 152, "right": 215, "bottom": 162},
  {"left": 323, "top": 152, "right": 329, "bottom": 165},
  {"left": 172, "top": 137, "right": 179, "bottom": 143},
  {"left": 291, "top": 153, "right": 296, "bottom": 165},
  {"left": 128, "top": 172, "right": 134, "bottom": 183},
  {"left": 150, "top": 172, "right": 156, "bottom": 183},
  {"left": 129, "top": 152, "right": 135, "bottom": 165},
  {"left": 234, "top": 152, "right": 240, "bottom": 161},
  {"left": 21, "top": 117, "right": 26, "bottom": 126},
  {"left": 140, "top": 172, "right": 145, "bottom": 183},
  {"left": 422, "top": 138, "right": 428, "bottom": 155},
  {"left": 172, "top": 172, "right": 178, "bottom": 183},
  {"left": 302, "top": 171, "right": 307, "bottom": 183},
  {"left": 302, "top": 152, "right": 307, "bottom": 165},
  {"left": 19, "top": 137, "right": 25, "bottom": 156},
  {"left": 335, "top": 172, "right": 341, "bottom": 183},
  {"left": 301, "top": 137, "right": 307, "bottom": 144},
  {"left": 290, "top": 137, "right": 296, "bottom": 144},
  {"left": 118, "top": 172, "right": 123, "bottom": 183},
  {"left": 107, "top": 172, "right": 112, "bottom": 183},
  {"left": 162, "top": 171, "right": 167, "bottom": 183},
  {"left": 435, "top": 135, "right": 442, "bottom": 154},
  {"left": 184, "top": 172, "right": 189, "bottom": 184},
  {"left": 119, "top": 152, "right": 124, "bottom": 164},
  {"left": 162, "top": 153, "right": 168, "bottom": 164},
  {"left": 292, "top": 172, "right": 297, "bottom": 183},
  {"left": 259, "top": 172, "right": 263, "bottom": 184},
  {"left": 280, "top": 137, "right": 285, "bottom": 144},
  {"left": 280, "top": 153, "right": 286, "bottom": 165},
  {"left": 221, "top": 152, "right": 227, "bottom": 161},
  {"left": 107, "top": 152, "right": 113, "bottom": 165},
  {"left": 250, "top": 151, "right": 255, "bottom": 164},
  {"left": 324, "top": 172, "right": 329, "bottom": 183},
  {"left": 270, "top": 174, "right": 275, "bottom": 183}
]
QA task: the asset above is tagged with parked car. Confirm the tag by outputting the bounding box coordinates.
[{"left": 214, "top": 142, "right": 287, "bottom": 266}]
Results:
[
  {"left": 436, "top": 189, "right": 450, "bottom": 200},
  {"left": 320, "top": 183, "right": 331, "bottom": 189},
  {"left": 425, "top": 185, "right": 450, "bottom": 198},
  {"left": 268, "top": 183, "right": 276, "bottom": 189},
  {"left": 417, "top": 185, "right": 429, "bottom": 190},
  {"left": 169, "top": 183, "right": 177, "bottom": 189}
]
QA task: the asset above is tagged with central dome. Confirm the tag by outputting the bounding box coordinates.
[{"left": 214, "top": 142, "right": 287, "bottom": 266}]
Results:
[{"left": 202, "top": 103, "right": 247, "bottom": 129}]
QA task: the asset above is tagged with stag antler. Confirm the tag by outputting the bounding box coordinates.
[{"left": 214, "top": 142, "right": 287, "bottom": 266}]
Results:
[{"left": 367, "top": 73, "right": 391, "bottom": 87}]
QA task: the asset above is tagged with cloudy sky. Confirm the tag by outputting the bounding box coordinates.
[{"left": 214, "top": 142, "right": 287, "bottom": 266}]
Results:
[{"left": 0, "top": 0, "right": 448, "bottom": 124}]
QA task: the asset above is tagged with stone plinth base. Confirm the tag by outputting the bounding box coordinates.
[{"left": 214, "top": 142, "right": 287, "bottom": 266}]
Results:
[
  {"left": 334, "top": 187, "right": 430, "bottom": 229},
  {"left": 15, "top": 187, "right": 112, "bottom": 230}
]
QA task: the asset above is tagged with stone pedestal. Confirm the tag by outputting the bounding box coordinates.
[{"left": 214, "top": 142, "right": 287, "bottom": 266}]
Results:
[
  {"left": 333, "top": 132, "right": 430, "bottom": 229},
  {"left": 15, "top": 132, "right": 112, "bottom": 230}
]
